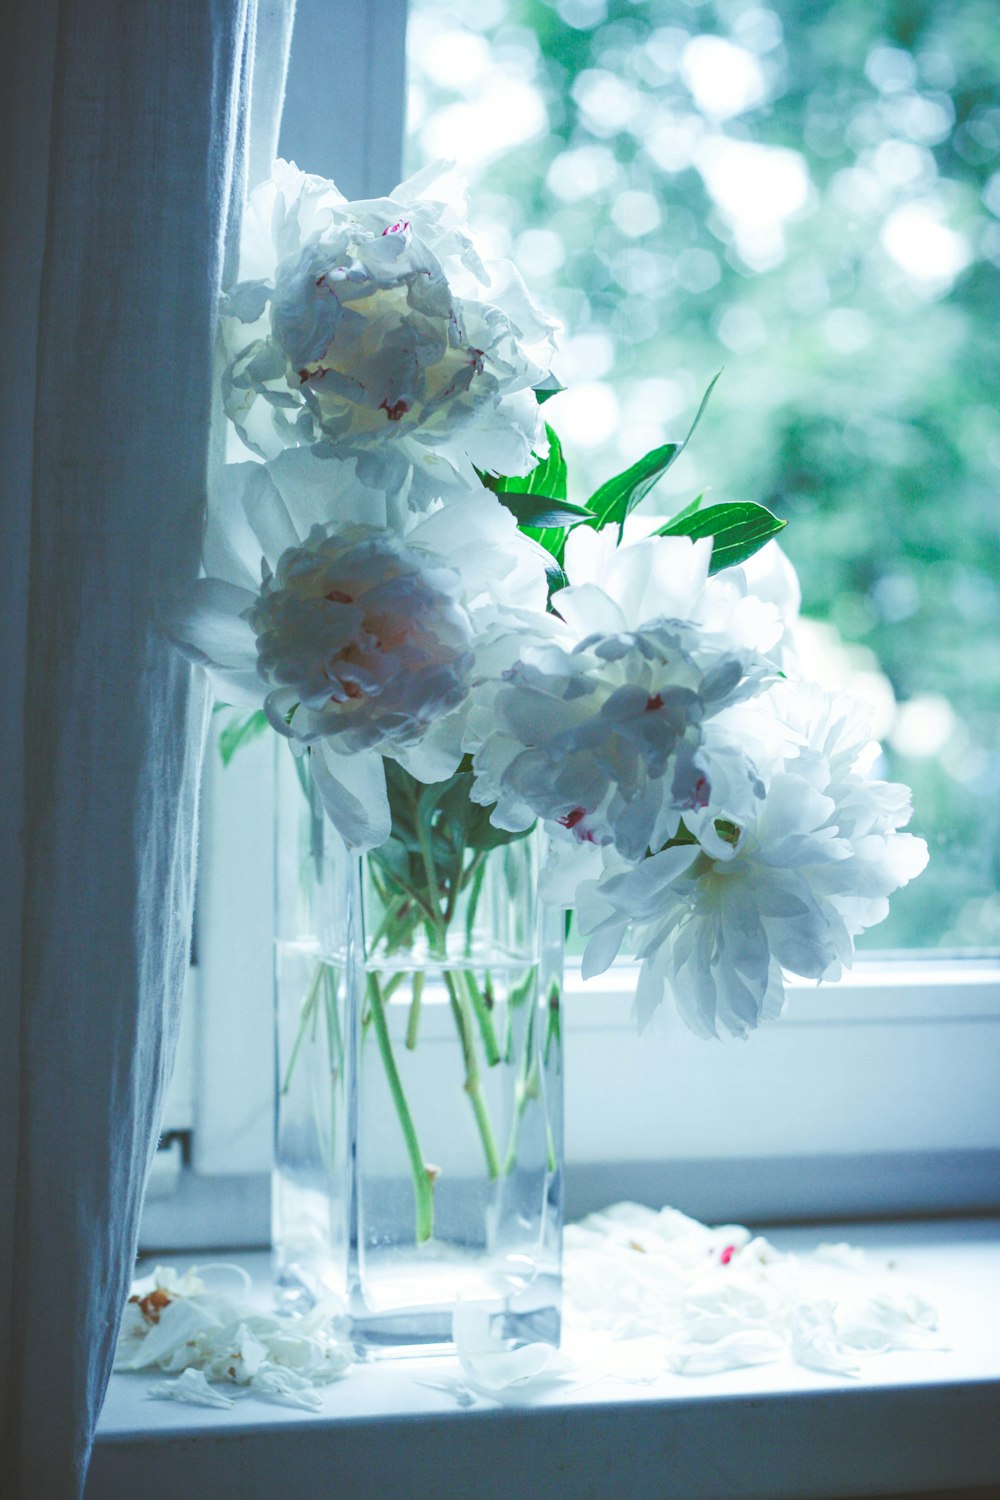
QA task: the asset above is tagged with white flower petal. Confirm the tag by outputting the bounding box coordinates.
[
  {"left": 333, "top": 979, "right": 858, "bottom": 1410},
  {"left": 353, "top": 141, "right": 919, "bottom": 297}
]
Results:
[
  {"left": 551, "top": 583, "right": 628, "bottom": 639},
  {"left": 203, "top": 463, "right": 271, "bottom": 591},
  {"left": 239, "top": 460, "right": 300, "bottom": 569},
  {"left": 311, "top": 743, "right": 390, "bottom": 851},
  {"left": 393, "top": 714, "right": 464, "bottom": 784},
  {"left": 149, "top": 1370, "right": 237, "bottom": 1408},
  {"left": 165, "top": 579, "right": 258, "bottom": 671},
  {"left": 581, "top": 915, "right": 629, "bottom": 980},
  {"left": 269, "top": 447, "right": 389, "bottom": 534},
  {"left": 204, "top": 667, "right": 266, "bottom": 710},
  {"left": 452, "top": 1303, "right": 569, "bottom": 1395}
]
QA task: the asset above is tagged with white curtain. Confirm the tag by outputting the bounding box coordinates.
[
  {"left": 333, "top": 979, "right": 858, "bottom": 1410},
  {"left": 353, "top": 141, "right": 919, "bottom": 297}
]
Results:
[{"left": 0, "top": 2, "right": 294, "bottom": 1495}]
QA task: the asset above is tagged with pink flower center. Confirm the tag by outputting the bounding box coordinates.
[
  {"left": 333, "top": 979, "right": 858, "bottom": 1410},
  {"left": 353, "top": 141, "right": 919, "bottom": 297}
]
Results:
[
  {"left": 645, "top": 693, "right": 664, "bottom": 712},
  {"left": 380, "top": 398, "right": 410, "bottom": 422},
  {"left": 681, "top": 775, "right": 709, "bottom": 810},
  {"left": 558, "top": 807, "right": 586, "bottom": 830},
  {"left": 382, "top": 220, "right": 410, "bottom": 236},
  {"left": 557, "top": 807, "right": 598, "bottom": 843}
]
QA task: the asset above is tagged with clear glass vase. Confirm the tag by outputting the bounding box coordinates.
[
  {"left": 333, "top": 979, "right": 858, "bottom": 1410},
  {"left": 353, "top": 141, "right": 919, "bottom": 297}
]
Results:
[{"left": 273, "top": 744, "right": 564, "bottom": 1352}]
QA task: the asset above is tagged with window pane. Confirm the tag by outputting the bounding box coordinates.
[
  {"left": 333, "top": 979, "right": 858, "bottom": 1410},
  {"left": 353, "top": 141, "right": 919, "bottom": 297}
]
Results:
[{"left": 406, "top": 0, "right": 1000, "bottom": 950}]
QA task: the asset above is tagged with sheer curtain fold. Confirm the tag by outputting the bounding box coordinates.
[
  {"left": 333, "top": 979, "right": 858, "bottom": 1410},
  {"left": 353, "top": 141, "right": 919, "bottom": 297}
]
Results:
[{"left": 0, "top": 2, "right": 294, "bottom": 1496}]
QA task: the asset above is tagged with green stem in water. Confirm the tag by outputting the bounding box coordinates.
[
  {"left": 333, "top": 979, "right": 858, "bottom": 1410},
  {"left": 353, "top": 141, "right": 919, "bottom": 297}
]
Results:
[
  {"left": 461, "top": 968, "right": 501, "bottom": 1067},
  {"left": 361, "top": 971, "right": 405, "bottom": 1032},
  {"left": 503, "top": 963, "right": 537, "bottom": 1064},
  {"left": 444, "top": 970, "right": 501, "bottom": 1180},
  {"left": 544, "top": 982, "right": 561, "bottom": 1067},
  {"left": 323, "top": 967, "right": 343, "bottom": 1072},
  {"left": 502, "top": 992, "right": 541, "bottom": 1177},
  {"left": 405, "top": 970, "right": 424, "bottom": 1051},
  {"left": 365, "top": 971, "right": 435, "bottom": 1244},
  {"left": 379, "top": 776, "right": 502, "bottom": 1187},
  {"left": 322, "top": 967, "right": 343, "bottom": 1174},
  {"left": 281, "top": 961, "right": 325, "bottom": 1096}
]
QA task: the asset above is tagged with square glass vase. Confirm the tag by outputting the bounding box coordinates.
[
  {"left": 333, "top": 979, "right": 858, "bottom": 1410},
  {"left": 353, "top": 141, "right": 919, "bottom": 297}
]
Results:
[{"left": 272, "top": 745, "right": 564, "bottom": 1353}]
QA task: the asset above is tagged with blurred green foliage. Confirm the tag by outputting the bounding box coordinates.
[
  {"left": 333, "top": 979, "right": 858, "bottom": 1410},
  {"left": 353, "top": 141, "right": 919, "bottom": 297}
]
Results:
[{"left": 408, "top": 0, "right": 1000, "bottom": 949}]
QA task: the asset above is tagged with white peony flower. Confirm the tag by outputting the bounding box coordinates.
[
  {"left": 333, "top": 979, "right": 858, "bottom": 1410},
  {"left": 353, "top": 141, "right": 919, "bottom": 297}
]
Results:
[
  {"left": 221, "top": 159, "right": 558, "bottom": 502},
  {"left": 732, "top": 539, "right": 801, "bottom": 635},
  {"left": 468, "top": 527, "right": 780, "bottom": 864},
  {"left": 168, "top": 452, "right": 549, "bottom": 849},
  {"left": 248, "top": 527, "right": 476, "bottom": 750},
  {"left": 576, "top": 683, "right": 929, "bottom": 1039}
]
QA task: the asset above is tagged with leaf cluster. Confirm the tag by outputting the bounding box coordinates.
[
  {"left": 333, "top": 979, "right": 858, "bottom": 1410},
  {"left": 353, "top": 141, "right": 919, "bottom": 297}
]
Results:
[{"left": 486, "top": 375, "right": 786, "bottom": 585}]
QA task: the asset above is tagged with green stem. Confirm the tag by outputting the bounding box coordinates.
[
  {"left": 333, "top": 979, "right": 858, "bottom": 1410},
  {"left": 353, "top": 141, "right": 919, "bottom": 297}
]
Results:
[
  {"left": 362, "top": 971, "right": 405, "bottom": 1029},
  {"left": 504, "top": 964, "right": 537, "bottom": 1064},
  {"left": 445, "top": 845, "right": 481, "bottom": 930},
  {"left": 324, "top": 967, "right": 343, "bottom": 1072},
  {"left": 461, "top": 968, "right": 501, "bottom": 1067},
  {"left": 378, "top": 775, "right": 504, "bottom": 1190},
  {"left": 366, "top": 972, "right": 434, "bottom": 1244},
  {"left": 544, "top": 982, "right": 561, "bottom": 1067},
  {"left": 367, "top": 889, "right": 411, "bottom": 957},
  {"left": 405, "top": 970, "right": 424, "bottom": 1050},
  {"left": 322, "top": 967, "right": 343, "bottom": 1173},
  {"left": 374, "top": 860, "right": 440, "bottom": 934},
  {"left": 295, "top": 750, "right": 325, "bottom": 878},
  {"left": 462, "top": 853, "right": 488, "bottom": 955},
  {"left": 502, "top": 995, "right": 540, "bottom": 1176},
  {"left": 414, "top": 829, "right": 445, "bottom": 954},
  {"left": 444, "top": 971, "right": 501, "bottom": 1180},
  {"left": 281, "top": 961, "right": 325, "bottom": 1095}
]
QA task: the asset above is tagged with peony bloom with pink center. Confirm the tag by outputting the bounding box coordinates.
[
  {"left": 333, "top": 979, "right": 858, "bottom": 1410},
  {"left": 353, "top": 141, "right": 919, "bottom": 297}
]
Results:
[
  {"left": 220, "top": 159, "right": 558, "bottom": 504},
  {"left": 167, "top": 451, "right": 549, "bottom": 849},
  {"left": 575, "top": 684, "right": 929, "bottom": 1039},
  {"left": 467, "top": 527, "right": 780, "bottom": 863}
]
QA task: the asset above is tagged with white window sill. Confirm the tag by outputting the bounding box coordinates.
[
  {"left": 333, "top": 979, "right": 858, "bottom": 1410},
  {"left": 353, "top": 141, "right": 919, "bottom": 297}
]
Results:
[{"left": 89, "top": 1218, "right": 1000, "bottom": 1500}]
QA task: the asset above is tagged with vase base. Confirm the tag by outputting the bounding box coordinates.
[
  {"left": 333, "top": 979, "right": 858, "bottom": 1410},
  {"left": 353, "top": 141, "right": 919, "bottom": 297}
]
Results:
[
  {"left": 346, "top": 1244, "right": 561, "bottom": 1351},
  {"left": 273, "top": 1252, "right": 561, "bottom": 1352},
  {"left": 347, "top": 1299, "right": 561, "bottom": 1354}
]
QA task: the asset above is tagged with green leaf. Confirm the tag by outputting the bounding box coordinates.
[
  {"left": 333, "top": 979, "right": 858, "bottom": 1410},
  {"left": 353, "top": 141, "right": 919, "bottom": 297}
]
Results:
[
  {"left": 660, "top": 491, "right": 706, "bottom": 529},
  {"left": 534, "top": 383, "right": 563, "bottom": 404},
  {"left": 585, "top": 372, "right": 722, "bottom": 534},
  {"left": 656, "top": 501, "right": 787, "bottom": 573},
  {"left": 368, "top": 835, "right": 414, "bottom": 891},
  {"left": 432, "top": 772, "right": 531, "bottom": 857},
  {"left": 541, "top": 559, "right": 569, "bottom": 594},
  {"left": 493, "top": 428, "right": 583, "bottom": 569},
  {"left": 496, "top": 424, "right": 567, "bottom": 502},
  {"left": 495, "top": 492, "right": 595, "bottom": 529},
  {"left": 217, "top": 709, "right": 268, "bottom": 766}
]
